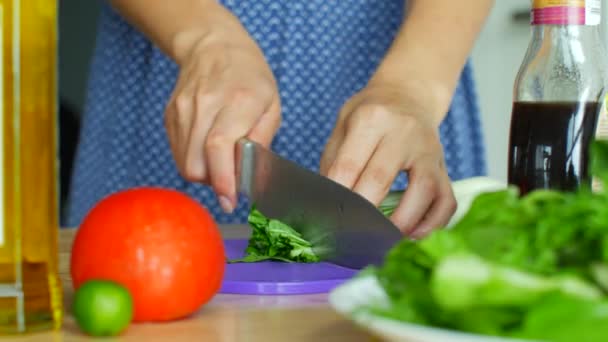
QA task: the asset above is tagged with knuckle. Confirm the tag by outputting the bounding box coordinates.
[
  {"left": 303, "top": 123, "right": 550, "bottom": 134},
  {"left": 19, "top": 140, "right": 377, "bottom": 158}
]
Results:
[
  {"left": 267, "top": 102, "right": 282, "bottom": 117},
  {"left": 446, "top": 191, "right": 458, "bottom": 213},
  {"left": 366, "top": 167, "right": 391, "bottom": 188},
  {"left": 350, "top": 104, "right": 392, "bottom": 129},
  {"left": 174, "top": 94, "right": 192, "bottom": 114},
  {"left": 205, "top": 130, "right": 231, "bottom": 152},
  {"left": 257, "top": 79, "right": 278, "bottom": 98},
  {"left": 227, "top": 87, "right": 257, "bottom": 105},
  {"left": 360, "top": 103, "right": 391, "bottom": 118},
  {"left": 400, "top": 114, "right": 422, "bottom": 132},
  {"left": 417, "top": 175, "right": 437, "bottom": 193},
  {"left": 263, "top": 104, "right": 281, "bottom": 123},
  {"left": 181, "top": 165, "right": 204, "bottom": 182},
  {"left": 333, "top": 157, "right": 360, "bottom": 177},
  {"left": 393, "top": 216, "right": 412, "bottom": 234},
  {"left": 269, "top": 112, "right": 282, "bottom": 129},
  {"left": 180, "top": 147, "right": 208, "bottom": 182},
  {"left": 194, "top": 91, "right": 217, "bottom": 109}
]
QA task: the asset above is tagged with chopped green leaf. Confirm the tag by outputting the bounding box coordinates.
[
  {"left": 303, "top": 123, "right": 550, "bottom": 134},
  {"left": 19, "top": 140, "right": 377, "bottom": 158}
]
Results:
[
  {"left": 378, "top": 190, "right": 404, "bottom": 217},
  {"left": 234, "top": 189, "right": 405, "bottom": 264},
  {"left": 229, "top": 207, "right": 321, "bottom": 263}
]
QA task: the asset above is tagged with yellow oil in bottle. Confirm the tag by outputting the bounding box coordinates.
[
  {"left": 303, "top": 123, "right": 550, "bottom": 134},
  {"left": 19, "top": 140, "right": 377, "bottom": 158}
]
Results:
[{"left": 0, "top": 0, "right": 62, "bottom": 334}]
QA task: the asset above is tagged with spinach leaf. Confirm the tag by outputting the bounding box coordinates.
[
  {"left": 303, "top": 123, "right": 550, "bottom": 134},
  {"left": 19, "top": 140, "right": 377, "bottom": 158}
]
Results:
[{"left": 229, "top": 207, "right": 320, "bottom": 263}]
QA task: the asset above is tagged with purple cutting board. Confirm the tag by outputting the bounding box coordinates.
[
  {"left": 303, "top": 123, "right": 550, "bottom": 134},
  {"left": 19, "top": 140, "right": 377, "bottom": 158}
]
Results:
[{"left": 219, "top": 239, "right": 358, "bottom": 295}]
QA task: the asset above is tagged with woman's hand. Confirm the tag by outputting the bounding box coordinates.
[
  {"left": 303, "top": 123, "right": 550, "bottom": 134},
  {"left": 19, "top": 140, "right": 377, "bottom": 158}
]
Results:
[
  {"left": 164, "top": 21, "right": 281, "bottom": 214},
  {"left": 320, "top": 80, "right": 456, "bottom": 239},
  {"left": 318, "top": 0, "right": 494, "bottom": 237},
  {"left": 110, "top": 0, "right": 281, "bottom": 214}
]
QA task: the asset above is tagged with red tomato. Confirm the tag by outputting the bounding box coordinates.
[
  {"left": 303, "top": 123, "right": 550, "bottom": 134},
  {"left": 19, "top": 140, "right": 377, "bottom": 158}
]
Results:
[{"left": 70, "top": 187, "right": 225, "bottom": 322}]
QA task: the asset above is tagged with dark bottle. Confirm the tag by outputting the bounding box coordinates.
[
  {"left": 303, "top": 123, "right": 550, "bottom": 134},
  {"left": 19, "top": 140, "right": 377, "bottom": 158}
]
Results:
[{"left": 508, "top": 0, "right": 608, "bottom": 195}]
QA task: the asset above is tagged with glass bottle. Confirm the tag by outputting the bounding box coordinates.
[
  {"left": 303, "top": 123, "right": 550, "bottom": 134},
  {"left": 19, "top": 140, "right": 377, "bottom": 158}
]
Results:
[
  {"left": 508, "top": 0, "right": 608, "bottom": 195},
  {"left": 0, "top": 0, "right": 62, "bottom": 333}
]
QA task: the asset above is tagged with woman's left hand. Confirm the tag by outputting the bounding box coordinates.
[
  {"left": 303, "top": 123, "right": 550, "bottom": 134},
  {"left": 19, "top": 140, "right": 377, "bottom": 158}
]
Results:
[{"left": 320, "top": 80, "right": 456, "bottom": 239}]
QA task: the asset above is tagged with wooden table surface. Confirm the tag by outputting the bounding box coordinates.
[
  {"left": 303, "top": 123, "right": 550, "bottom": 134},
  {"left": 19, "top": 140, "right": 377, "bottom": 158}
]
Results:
[{"left": 12, "top": 225, "right": 373, "bottom": 342}]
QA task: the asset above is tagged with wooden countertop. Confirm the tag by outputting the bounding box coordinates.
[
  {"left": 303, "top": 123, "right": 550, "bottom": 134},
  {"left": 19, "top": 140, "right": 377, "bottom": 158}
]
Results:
[{"left": 13, "top": 225, "right": 372, "bottom": 341}]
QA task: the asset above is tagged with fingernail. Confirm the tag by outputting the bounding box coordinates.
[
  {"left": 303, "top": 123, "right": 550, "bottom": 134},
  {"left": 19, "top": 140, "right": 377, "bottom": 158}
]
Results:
[
  {"left": 405, "top": 230, "right": 419, "bottom": 241},
  {"left": 219, "top": 196, "right": 234, "bottom": 213}
]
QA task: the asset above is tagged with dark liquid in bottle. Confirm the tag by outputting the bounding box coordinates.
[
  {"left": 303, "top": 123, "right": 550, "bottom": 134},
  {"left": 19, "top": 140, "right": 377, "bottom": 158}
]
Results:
[{"left": 507, "top": 101, "right": 601, "bottom": 195}]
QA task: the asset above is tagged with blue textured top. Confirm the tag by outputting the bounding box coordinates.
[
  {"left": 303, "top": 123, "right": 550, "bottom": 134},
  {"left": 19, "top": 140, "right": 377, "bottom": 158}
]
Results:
[{"left": 65, "top": 1, "right": 487, "bottom": 227}]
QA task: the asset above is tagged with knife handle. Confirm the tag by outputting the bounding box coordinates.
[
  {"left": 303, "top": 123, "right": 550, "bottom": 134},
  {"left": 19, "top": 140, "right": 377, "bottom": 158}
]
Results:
[{"left": 236, "top": 138, "right": 256, "bottom": 197}]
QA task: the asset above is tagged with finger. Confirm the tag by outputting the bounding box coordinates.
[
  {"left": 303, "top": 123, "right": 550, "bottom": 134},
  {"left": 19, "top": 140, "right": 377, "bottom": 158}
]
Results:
[
  {"left": 172, "top": 66, "right": 199, "bottom": 144},
  {"left": 325, "top": 116, "right": 382, "bottom": 189},
  {"left": 319, "top": 124, "right": 344, "bottom": 176},
  {"left": 247, "top": 97, "right": 282, "bottom": 147},
  {"left": 389, "top": 168, "right": 438, "bottom": 235},
  {"left": 319, "top": 106, "right": 350, "bottom": 175},
  {"left": 409, "top": 177, "right": 457, "bottom": 239},
  {"left": 164, "top": 101, "right": 180, "bottom": 165},
  {"left": 320, "top": 98, "right": 355, "bottom": 175},
  {"left": 164, "top": 74, "right": 196, "bottom": 175},
  {"left": 326, "top": 131, "right": 380, "bottom": 190},
  {"left": 351, "top": 138, "right": 402, "bottom": 206},
  {"left": 205, "top": 93, "right": 267, "bottom": 212},
  {"left": 183, "top": 90, "right": 223, "bottom": 182}
]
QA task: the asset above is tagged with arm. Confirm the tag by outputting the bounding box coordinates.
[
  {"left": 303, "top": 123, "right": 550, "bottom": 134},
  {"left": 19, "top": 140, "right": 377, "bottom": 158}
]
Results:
[
  {"left": 372, "top": 0, "right": 494, "bottom": 127},
  {"left": 108, "top": 0, "right": 253, "bottom": 65}
]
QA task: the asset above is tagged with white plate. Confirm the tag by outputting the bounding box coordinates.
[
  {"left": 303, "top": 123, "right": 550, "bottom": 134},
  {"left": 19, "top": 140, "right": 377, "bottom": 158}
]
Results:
[
  {"left": 328, "top": 274, "right": 536, "bottom": 342},
  {"left": 448, "top": 176, "right": 507, "bottom": 227}
]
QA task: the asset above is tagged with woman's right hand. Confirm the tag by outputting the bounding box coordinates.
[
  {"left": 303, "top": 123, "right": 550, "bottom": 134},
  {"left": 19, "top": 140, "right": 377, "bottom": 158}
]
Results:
[{"left": 164, "top": 16, "right": 281, "bottom": 214}]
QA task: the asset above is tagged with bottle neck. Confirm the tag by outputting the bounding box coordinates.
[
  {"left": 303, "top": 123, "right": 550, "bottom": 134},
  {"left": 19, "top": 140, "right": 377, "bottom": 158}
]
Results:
[
  {"left": 531, "top": 24, "right": 603, "bottom": 50},
  {"left": 514, "top": 22, "right": 608, "bottom": 103}
]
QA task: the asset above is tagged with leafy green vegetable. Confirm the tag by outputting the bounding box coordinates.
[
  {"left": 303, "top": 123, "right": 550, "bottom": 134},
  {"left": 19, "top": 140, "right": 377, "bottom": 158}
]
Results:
[
  {"left": 591, "top": 263, "right": 608, "bottom": 292},
  {"left": 513, "top": 294, "right": 608, "bottom": 342},
  {"left": 366, "top": 139, "right": 608, "bottom": 341},
  {"left": 431, "top": 252, "right": 601, "bottom": 311},
  {"left": 591, "top": 139, "right": 608, "bottom": 185},
  {"left": 233, "top": 188, "right": 405, "bottom": 263},
  {"left": 229, "top": 207, "right": 320, "bottom": 263}
]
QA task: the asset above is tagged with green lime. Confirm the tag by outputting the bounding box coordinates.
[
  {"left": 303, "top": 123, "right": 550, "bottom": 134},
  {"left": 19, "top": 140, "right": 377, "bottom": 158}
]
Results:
[{"left": 72, "top": 279, "right": 134, "bottom": 336}]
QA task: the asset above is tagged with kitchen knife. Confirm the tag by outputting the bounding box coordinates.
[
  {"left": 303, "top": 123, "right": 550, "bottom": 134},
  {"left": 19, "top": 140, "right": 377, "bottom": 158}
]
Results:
[{"left": 235, "top": 138, "right": 403, "bottom": 269}]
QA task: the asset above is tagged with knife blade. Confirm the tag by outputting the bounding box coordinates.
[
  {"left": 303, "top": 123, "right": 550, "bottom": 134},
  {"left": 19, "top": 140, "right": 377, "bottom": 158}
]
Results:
[{"left": 235, "top": 138, "right": 402, "bottom": 269}]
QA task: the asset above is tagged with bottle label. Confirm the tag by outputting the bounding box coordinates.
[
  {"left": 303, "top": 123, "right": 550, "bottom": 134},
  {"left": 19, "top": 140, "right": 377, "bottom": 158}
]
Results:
[{"left": 532, "top": 0, "right": 601, "bottom": 25}]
